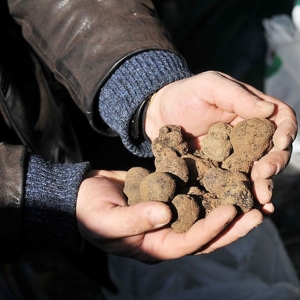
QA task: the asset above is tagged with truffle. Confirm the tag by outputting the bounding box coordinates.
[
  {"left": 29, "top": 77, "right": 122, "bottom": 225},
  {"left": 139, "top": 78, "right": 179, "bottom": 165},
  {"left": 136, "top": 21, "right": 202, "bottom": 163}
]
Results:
[
  {"left": 222, "top": 118, "right": 275, "bottom": 173},
  {"left": 124, "top": 167, "right": 150, "bottom": 205},
  {"left": 139, "top": 172, "right": 176, "bottom": 203},
  {"left": 124, "top": 118, "right": 275, "bottom": 233},
  {"left": 201, "top": 122, "right": 232, "bottom": 162},
  {"left": 171, "top": 194, "right": 200, "bottom": 233}
]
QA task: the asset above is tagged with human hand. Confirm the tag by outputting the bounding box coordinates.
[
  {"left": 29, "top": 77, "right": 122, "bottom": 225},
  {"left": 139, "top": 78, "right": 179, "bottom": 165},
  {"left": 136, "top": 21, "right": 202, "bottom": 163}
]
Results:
[
  {"left": 76, "top": 170, "right": 262, "bottom": 262},
  {"left": 145, "top": 71, "right": 297, "bottom": 213}
]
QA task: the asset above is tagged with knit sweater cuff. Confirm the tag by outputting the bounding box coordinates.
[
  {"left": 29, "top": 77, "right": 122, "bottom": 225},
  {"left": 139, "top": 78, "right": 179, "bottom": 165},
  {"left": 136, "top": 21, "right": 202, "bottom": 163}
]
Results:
[
  {"left": 99, "top": 50, "right": 192, "bottom": 157},
  {"left": 23, "top": 155, "right": 90, "bottom": 252}
]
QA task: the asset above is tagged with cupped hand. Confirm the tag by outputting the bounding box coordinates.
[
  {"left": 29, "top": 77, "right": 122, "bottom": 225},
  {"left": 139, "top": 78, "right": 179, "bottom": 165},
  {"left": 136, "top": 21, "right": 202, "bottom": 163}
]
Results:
[
  {"left": 76, "top": 170, "right": 261, "bottom": 262},
  {"left": 145, "top": 71, "right": 297, "bottom": 211}
]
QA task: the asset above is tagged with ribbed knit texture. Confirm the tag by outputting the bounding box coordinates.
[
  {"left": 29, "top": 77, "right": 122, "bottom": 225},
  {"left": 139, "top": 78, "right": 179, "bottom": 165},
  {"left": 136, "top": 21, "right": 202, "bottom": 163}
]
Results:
[
  {"left": 99, "top": 50, "right": 192, "bottom": 157},
  {"left": 24, "top": 155, "right": 90, "bottom": 252}
]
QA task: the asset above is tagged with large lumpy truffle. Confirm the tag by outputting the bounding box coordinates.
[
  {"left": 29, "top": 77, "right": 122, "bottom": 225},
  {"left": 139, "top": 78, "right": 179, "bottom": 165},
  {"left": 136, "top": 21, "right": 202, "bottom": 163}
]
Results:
[
  {"left": 222, "top": 118, "right": 275, "bottom": 173},
  {"left": 155, "top": 148, "right": 189, "bottom": 186},
  {"left": 152, "top": 125, "right": 189, "bottom": 157},
  {"left": 202, "top": 168, "right": 253, "bottom": 213}
]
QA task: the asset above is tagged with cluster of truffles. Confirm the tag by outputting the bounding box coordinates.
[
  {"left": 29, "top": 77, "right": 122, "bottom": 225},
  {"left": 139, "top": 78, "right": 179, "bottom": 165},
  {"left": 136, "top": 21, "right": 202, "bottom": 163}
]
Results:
[{"left": 124, "top": 118, "right": 276, "bottom": 233}]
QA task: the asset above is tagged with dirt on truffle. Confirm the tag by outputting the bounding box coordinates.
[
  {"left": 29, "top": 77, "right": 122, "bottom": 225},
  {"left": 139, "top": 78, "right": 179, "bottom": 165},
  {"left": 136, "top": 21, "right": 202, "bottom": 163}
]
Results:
[{"left": 123, "top": 118, "right": 276, "bottom": 233}]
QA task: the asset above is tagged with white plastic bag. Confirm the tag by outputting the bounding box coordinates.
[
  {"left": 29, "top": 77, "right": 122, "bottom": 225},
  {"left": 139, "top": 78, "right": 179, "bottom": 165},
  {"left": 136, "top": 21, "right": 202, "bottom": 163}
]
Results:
[{"left": 263, "top": 14, "right": 300, "bottom": 174}]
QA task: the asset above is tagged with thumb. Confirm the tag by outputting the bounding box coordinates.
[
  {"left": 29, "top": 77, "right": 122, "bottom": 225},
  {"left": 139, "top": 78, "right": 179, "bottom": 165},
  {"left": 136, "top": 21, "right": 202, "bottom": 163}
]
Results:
[
  {"left": 214, "top": 72, "right": 275, "bottom": 119},
  {"left": 132, "top": 201, "right": 173, "bottom": 229},
  {"left": 103, "top": 201, "right": 172, "bottom": 239}
]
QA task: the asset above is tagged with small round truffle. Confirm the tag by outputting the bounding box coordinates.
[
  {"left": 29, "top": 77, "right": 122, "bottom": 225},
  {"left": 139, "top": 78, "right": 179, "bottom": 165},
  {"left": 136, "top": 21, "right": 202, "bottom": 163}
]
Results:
[
  {"left": 201, "top": 122, "right": 232, "bottom": 162},
  {"left": 171, "top": 194, "right": 200, "bottom": 233},
  {"left": 124, "top": 167, "right": 151, "bottom": 205},
  {"left": 139, "top": 172, "right": 176, "bottom": 203}
]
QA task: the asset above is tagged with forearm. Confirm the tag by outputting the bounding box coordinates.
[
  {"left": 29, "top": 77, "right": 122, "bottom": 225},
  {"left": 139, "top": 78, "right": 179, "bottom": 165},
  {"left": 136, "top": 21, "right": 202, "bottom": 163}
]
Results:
[
  {"left": 23, "top": 155, "right": 90, "bottom": 252},
  {"left": 99, "top": 50, "right": 193, "bottom": 157},
  {"left": 7, "top": 0, "right": 176, "bottom": 130}
]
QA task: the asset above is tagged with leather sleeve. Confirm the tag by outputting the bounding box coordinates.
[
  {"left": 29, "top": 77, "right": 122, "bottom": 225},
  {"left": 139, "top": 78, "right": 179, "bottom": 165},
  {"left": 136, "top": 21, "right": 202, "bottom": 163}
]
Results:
[
  {"left": 0, "top": 143, "right": 27, "bottom": 257},
  {"left": 7, "top": 0, "right": 176, "bottom": 131}
]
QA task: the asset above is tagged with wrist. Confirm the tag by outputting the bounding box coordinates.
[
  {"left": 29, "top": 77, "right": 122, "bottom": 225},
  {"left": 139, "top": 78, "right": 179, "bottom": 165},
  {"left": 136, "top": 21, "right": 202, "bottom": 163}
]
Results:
[
  {"left": 130, "top": 94, "right": 153, "bottom": 142},
  {"left": 145, "top": 88, "right": 167, "bottom": 141}
]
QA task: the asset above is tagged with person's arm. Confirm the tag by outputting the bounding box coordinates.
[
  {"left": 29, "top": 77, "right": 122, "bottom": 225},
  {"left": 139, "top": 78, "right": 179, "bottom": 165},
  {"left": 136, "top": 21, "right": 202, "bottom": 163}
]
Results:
[
  {"left": 7, "top": 0, "right": 176, "bottom": 133},
  {"left": 23, "top": 155, "right": 90, "bottom": 252},
  {"left": 0, "top": 143, "right": 90, "bottom": 256},
  {"left": 7, "top": 0, "right": 194, "bottom": 155}
]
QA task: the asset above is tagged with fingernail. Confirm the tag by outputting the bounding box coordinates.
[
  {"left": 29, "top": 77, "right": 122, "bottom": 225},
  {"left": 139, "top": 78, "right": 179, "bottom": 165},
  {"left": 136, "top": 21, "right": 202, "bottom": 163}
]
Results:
[
  {"left": 148, "top": 208, "right": 170, "bottom": 228},
  {"left": 269, "top": 163, "right": 280, "bottom": 175},
  {"left": 255, "top": 100, "right": 274, "bottom": 109}
]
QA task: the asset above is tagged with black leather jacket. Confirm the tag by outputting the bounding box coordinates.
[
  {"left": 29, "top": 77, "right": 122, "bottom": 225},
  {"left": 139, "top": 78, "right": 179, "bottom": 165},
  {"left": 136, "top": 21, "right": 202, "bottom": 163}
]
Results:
[{"left": 0, "top": 0, "right": 175, "bottom": 254}]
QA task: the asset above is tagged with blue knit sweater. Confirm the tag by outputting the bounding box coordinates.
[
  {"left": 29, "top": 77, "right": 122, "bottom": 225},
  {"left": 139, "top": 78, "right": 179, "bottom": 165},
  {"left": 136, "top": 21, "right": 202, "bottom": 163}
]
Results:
[{"left": 24, "top": 50, "right": 192, "bottom": 251}]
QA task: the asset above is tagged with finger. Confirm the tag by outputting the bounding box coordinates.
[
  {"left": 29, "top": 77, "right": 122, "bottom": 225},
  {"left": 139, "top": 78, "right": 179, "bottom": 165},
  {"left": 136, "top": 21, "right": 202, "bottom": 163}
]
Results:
[
  {"left": 198, "top": 209, "right": 263, "bottom": 254},
  {"left": 98, "top": 201, "right": 172, "bottom": 239},
  {"left": 251, "top": 177, "right": 274, "bottom": 204},
  {"left": 273, "top": 119, "right": 297, "bottom": 150},
  {"left": 179, "top": 205, "right": 238, "bottom": 255},
  {"left": 140, "top": 205, "right": 238, "bottom": 260},
  {"left": 251, "top": 148, "right": 291, "bottom": 179},
  {"left": 261, "top": 202, "right": 275, "bottom": 214},
  {"left": 209, "top": 72, "right": 275, "bottom": 119},
  {"left": 238, "top": 84, "right": 297, "bottom": 150}
]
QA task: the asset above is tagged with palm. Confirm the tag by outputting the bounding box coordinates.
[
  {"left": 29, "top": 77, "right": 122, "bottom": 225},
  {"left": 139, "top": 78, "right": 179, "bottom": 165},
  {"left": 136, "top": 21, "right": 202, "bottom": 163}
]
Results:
[
  {"left": 145, "top": 72, "right": 275, "bottom": 142},
  {"left": 145, "top": 71, "right": 296, "bottom": 219}
]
